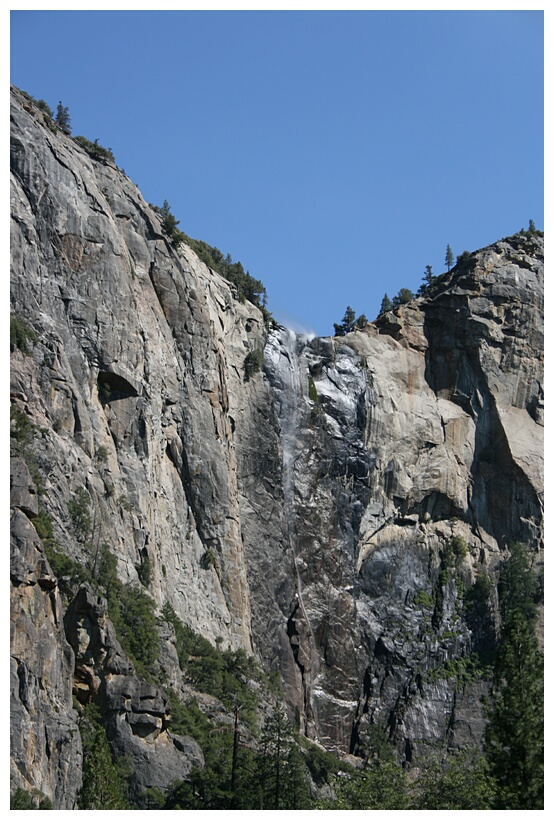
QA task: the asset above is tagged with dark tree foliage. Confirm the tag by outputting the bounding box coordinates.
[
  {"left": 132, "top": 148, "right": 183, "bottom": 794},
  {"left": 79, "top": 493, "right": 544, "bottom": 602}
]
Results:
[
  {"left": 74, "top": 136, "right": 115, "bottom": 163},
  {"left": 82, "top": 545, "right": 161, "bottom": 679},
  {"left": 417, "top": 264, "right": 435, "bottom": 295},
  {"left": 112, "top": 585, "right": 160, "bottom": 677},
  {"left": 456, "top": 250, "right": 472, "bottom": 265},
  {"left": 413, "top": 749, "right": 495, "bottom": 809},
  {"left": 485, "top": 543, "right": 544, "bottom": 809},
  {"left": 10, "top": 314, "right": 38, "bottom": 354},
  {"left": 392, "top": 288, "right": 414, "bottom": 307},
  {"left": 36, "top": 99, "right": 53, "bottom": 118},
  {"left": 162, "top": 703, "right": 312, "bottom": 810},
  {"left": 10, "top": 788, "right": 52, "bottom": 810},
  {"left": 497, "top": 541, "right": 539, "bottom": 623},
  {"left": 68, "top": 486, "right": 91, "bottom": 541},
  {"left": 161, "top": 603, "right": 260, "bottom": 726},
  {"left": 158, "top": 200, "right": 186, "bottom": 248},
  {"left": 161, "top": 694, "right": 255, "bottom": 810},
  {"left": 55, "top": 101, "right": 71, "bottom": 133},
  {"left": 244, "top": 348, "right": 264, "bottom": 380},
  {"left": 463, "top": 573, "right": 495, "bottom": 664},
  {"left": 180, "top": 235, "right": 269, "bottom": 317},
  {"left": 445, "top": 243, "right": 454, "bottom": 271},
  {"left": 334, "top": 305, "right": 357, "bottom": 336},
  {"left": 379, "top": 293, "right": 392, "bottom": 314},
  {"left": 78, "top": 728, "right": 128, "bottom": 809},
  {"left": 255, "top": 706, "right": 311, "bottom": 810},
  {"left": 317, "top": 760, "right": 410, "bottom": 809}
]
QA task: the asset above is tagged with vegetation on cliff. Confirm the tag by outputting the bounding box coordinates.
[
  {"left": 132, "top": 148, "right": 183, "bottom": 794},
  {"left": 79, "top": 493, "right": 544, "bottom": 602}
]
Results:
[{"left": 10, "top": 85, "right": 543, "bottom": 810}]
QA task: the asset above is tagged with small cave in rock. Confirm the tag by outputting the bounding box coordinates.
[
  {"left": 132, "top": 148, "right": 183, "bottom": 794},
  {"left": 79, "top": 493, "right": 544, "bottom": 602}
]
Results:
[
  {"left": 97, "top": 371, "right": 139, "bottom": 405},
  {"left": 416, "top": 491, "right": 465, "bottom": 523}
]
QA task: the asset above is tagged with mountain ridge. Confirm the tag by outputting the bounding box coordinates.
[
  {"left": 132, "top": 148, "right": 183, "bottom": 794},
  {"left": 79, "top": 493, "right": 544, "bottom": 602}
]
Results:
[{"left": 10, "top": 84, "right": 543, "bottom": 808}]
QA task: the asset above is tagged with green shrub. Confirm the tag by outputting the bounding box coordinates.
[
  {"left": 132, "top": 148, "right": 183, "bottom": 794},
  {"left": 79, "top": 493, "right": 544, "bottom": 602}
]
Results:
[
  {"left": 36, "top": 99, "right": 53, "bottom": 118},
  {"left": 44, "top": 541, "right": 92, "bottom": 588},
  {"left": 98, "top": 380, "right": 112, "bottom": 405},
  {"left": 78, "top": 728, "right": 128, "bottom": 809},
  {"left": 10, "top": 404, "right": 37, "bottom": 448},
  {"left": 55, "top": 101, "right": 71, "bottom": 133},
  {"left": 299, "top": 736, "right": 348, "bottom": 785},
  {"left": 201, "top": 548, "right": 216, "bottom": 569},
  {"left": 161, "top": 603, "right": 261, "bottom": 728},
  {"left": 10, "top": 314, "right": 38, "bottom": 354},
  {"left": 413, "top": 590, "right": 434, "bottom": 609},
  {"left": 10, "top": 787, "right": 52, "bottom": 810},
  {"left": 95, "top": 445, "right": 109, "bottom": 463},
  {"left": 74, "top": 135, "right": 114, "bottom": 163},
  {"left": 413, "top": 749, "right": 494, "bottom": 809},
  {"left": 32, "top": 505, "right": 93, "bottom": 589},
  {"left": 117, "top": 494, "right": 134, "bottom": 512},
  {"left": 165, "top": 689, "right": 215, "bottom": 745},
  {"left": 180, "top": 235, "right": 270, "bottom": 319},
  {"left": 392, "top": 288, "right": 414, "bottom": 307},
  {"left": 33, "top": 508, "right": 55, "bottom": 546},
  {"left": 157, "top": 200, "right": 186, "bottom": 248},
  {"left": 244, "top": 349, "right": 264, "bottom": 380},
  {"left": 440, "top": 536, "right": 467, "bottom": 570},
  {"left": 136, "top": 555, "right": 152, "bottom": 588},
  {"left": 334, "top": 306, "right": 357, "bottom": 336},
  {"left": 139, "top": 788, "right": 166, "bottom": 809},
  {"left": 450, "top": 535, "right": 468, "bottom": 565},
  {"left": 110, "top": 584, "right": 160, "bottom": 677},
  {"left": 308, "top": 375, "right": 318, "bottom": 403},
  {"left": 426, "top": 654, "right": 486, "bottom": 685},
  {"left": 94, "top": 543, "right": 118, "bottom": 593},
  {"left": 456, "top": 250, "right": 472, "bottom": 266},
  {"left": 68, "top": 487, "right": 92, "bottom": 540},
  {"left": 318, "top": 760, "right": 410, "bottom": 810},
  {"left": 437, "top": 568, "right": 449, "bottom": 588}
]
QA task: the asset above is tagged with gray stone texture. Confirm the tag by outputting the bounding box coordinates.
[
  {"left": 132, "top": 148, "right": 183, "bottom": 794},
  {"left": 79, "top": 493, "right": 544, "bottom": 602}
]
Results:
[{"left": 10, "top": 86, "right": 543, "bottom": 804}]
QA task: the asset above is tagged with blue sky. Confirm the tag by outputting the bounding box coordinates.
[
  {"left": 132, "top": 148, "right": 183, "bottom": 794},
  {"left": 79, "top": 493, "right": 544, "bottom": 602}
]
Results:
[{"left": 10, "top": 9, "right": 544, "bottom": 337}]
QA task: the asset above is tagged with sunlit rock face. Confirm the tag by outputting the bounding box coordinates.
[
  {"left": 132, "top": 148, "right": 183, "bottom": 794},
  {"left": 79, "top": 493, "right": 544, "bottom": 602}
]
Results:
[
  {"left": 258, "top": 237, "right": 543, "bottom": 753},
  {"left": 10, "top": 84, "right": 543, "bottom": 803}
]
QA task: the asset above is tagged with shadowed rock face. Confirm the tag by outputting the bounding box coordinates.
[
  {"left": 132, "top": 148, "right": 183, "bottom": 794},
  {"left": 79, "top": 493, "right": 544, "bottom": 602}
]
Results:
[
  {"left": 10, "top": 467, "right": 82, "bottom": 809},
  {"left": 261, "top": 237, "right": 542, "bottom": 753},
  {"left": 10, "top": 85, "right": 543, "bottom": 804}
]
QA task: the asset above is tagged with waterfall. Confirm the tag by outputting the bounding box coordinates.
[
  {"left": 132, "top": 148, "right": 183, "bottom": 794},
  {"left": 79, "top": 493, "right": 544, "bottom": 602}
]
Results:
[
  {"left": 264, "top": 327, "right": 306, "bottom": 511},
  {"left": 264, "top": 325, "right": 316, "bottom": 727}
]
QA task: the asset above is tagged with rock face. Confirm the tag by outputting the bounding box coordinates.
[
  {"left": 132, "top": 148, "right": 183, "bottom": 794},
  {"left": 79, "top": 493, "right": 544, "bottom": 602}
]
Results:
[
  {"left": 10, "top": 462, "right": 82, "bottom": 809},
  {"left": 261, "top": 237, "right": 543, "bottom": 753},
  {"left": 10, "top": 86, "right": 543, "bottom": 805}
]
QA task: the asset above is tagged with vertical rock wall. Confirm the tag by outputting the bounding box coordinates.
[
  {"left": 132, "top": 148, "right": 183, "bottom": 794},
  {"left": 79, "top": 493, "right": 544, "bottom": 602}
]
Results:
[
  {"left": 260, "top": 237, "right": 543, "bottom": 755},
  {"left": 10, "top": 85, "right": 543, "bottom": 801}
]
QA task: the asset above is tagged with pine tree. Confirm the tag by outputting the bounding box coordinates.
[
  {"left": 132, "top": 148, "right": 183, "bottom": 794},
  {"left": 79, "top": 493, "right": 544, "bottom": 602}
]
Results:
[
  {"left": 418, "top": 265, "right": 435, "bottom": 295},
  {"left": 333, "top": 306, "right": 357, "bottom": 336},
  {"left": 379, "top": 294, "right": 392, "bottom": 314},
  {"left": 445, "top": 244, "right": 454, "bottom": 271},
  {"left": 485, "top": 544, "right": 544, "bottom": 809},
  {"left": 319, "top": 760, "right": 410, "bottom": 809},
  {"left": 78, "top": 729, "right": 128, "bottom": 809},
  {"left": 159, "top": 200, "right": 185, "bottom": 247},
  {"left": 55, "top": 101, "right": 71, "bottom": 133},
  {"left": 391, "top": 288, "right": 414, "bottom": 308},
  {"left": 414, "top": 749, "right": 495, "bottom": 809},
  {"left": 256, "top": 706, "right": 310, "bottom": 810}
]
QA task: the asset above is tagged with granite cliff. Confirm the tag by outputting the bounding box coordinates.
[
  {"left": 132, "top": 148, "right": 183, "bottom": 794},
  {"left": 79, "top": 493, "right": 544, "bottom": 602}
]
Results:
[{"left": 10, "top": 86, "right": 543, "bottom": 807}]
